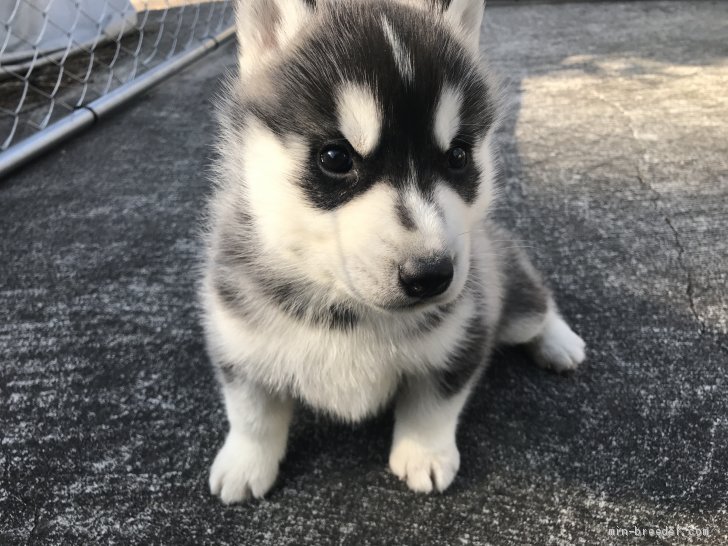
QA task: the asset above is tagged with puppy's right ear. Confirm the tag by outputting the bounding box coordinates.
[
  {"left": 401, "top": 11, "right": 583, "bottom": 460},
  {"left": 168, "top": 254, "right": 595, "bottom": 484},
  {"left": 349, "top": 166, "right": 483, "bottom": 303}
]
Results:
[{"left": 235, "top": 0, "right": 314, "bottom": 78}]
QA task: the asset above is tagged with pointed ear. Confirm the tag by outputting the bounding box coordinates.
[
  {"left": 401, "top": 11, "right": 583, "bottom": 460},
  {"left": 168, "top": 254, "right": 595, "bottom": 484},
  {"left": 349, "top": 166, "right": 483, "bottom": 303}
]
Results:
[
  {"left": 443, "top": 0, "right": 484, "bottom": 54},
  {"left": 235, "top": 0, "right": 314, "bottom": 78}
]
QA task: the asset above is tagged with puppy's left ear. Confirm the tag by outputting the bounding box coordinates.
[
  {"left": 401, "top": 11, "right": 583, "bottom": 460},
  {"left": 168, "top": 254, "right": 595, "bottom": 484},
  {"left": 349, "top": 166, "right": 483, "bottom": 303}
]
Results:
[{"left": 443, "top": 0, "right": 484, "bottom": 54}]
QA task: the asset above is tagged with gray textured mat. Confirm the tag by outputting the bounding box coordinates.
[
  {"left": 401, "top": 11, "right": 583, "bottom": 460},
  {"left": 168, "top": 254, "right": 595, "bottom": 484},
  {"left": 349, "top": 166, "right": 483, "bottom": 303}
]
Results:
[{"left": 2, "top": 1, "right": 727, "bottom": 544}]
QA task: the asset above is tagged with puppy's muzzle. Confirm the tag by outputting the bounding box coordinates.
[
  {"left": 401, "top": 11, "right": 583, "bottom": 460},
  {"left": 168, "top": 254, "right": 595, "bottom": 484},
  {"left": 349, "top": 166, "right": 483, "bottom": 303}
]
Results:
[{"left": 398, "top": 255, "right": 454, "bottom": 299}]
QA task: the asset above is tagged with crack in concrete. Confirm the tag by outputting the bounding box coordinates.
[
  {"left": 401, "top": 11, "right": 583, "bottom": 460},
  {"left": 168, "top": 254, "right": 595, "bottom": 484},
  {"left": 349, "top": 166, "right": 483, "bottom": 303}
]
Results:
[
  {"left": 664, "top": 215, "right": 707, "bottom": 334},
  {"left": 589, "top": 88, "right": 706, "bottom": 334},
  {"left": 634, "top": 170, "right": 706, "bottom": 333}
]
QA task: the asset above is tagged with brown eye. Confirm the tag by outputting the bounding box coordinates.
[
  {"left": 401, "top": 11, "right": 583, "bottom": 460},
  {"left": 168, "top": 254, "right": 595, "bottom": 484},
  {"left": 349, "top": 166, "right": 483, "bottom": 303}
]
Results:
[
  {"left": 319, "top": 145, "right": 353, "bottom": 174},
  {"left": 447, "top": 146, "right": 468, "bottom": 170}
]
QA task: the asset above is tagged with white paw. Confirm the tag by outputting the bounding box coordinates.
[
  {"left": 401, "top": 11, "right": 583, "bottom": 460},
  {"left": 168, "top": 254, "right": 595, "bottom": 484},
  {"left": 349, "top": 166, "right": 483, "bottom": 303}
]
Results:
[
  {"left": 209, "top": 432, "right": 280, "bottom": 504},
  {"left": 389, "top": 438, "right": 460, "bottom": 493},
  {"left": 531, "top": 313, "right": 586, "bottom": 372}
]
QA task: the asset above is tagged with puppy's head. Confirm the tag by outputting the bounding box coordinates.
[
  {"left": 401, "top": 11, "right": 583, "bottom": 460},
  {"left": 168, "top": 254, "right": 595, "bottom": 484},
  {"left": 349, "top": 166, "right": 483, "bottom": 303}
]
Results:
[{"left": 217, "top": 0, "right": 497, "bottom": 312}]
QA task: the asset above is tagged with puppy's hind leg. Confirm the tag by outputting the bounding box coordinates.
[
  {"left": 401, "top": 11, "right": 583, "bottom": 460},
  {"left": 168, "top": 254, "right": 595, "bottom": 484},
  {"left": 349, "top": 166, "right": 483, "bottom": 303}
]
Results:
[
  {"left": 526, "top": 305, "right": 586, "bottom": 372},
  {"left": 495, "top": 243, "right": 586, "bottom": 372}
]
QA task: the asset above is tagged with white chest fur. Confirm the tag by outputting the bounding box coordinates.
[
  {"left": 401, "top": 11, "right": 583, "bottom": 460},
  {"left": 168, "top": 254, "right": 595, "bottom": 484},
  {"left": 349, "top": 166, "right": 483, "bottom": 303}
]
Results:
[{"left": 202, "top": 284, "right": 477, "bottom": 422}]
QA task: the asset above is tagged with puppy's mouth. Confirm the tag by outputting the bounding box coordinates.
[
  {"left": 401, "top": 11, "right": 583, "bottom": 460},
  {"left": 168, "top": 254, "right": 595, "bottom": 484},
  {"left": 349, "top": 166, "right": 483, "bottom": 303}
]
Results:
[
  {"left": 338, "top": 282, "right": 456, "bottom": 314},
  {"left": 383, "top": 300, "right": 445, "bottom": 313},
  {"left": 384, "top": 288, "right": 460, "bottom": 313},
  {"left": 364, "top": 274, "right": 466, "bottom": 314},
  {"left": 337, "top": 254, "right": 468, "bottom": 314}
]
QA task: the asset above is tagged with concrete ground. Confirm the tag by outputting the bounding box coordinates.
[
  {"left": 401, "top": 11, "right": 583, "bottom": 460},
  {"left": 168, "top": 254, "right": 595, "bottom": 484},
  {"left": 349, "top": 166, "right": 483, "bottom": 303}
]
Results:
[{"left": 1, "top": 1, "right": 727, "bottom": 544}]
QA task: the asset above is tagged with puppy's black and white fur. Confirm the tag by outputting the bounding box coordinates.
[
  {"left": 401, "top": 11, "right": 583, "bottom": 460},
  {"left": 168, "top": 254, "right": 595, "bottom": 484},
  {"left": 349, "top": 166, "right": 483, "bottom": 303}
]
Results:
[{"left": 201, "top": 0, "right": 586, "bottom": 502}]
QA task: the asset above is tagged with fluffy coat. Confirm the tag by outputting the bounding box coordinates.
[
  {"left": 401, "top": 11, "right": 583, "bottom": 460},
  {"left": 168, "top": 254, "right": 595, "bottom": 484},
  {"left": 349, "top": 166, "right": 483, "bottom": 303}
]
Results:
[{"left": 201, "top": 0, "right": 586, "bottom": 502}]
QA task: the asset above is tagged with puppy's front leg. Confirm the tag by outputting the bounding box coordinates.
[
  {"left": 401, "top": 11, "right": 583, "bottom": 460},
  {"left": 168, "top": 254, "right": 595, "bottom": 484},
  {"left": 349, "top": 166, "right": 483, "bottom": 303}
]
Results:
[
  {"left": 209, "top": 377, "right": 293, "bottom": 503},
  {"left": 389, "top": 375, "right": 475, "bottom": 493}
]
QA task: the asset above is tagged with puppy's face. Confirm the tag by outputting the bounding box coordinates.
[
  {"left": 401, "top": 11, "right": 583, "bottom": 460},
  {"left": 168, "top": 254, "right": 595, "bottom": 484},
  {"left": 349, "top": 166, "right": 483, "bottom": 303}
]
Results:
[{"left": 221, "top": 0, "right": 496, "bottom": 311}]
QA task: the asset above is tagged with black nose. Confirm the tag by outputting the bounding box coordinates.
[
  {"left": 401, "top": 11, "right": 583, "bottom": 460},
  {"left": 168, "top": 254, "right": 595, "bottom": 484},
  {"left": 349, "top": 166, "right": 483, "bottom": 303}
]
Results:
[{"left": 399, "top": 256, "right": 454, "bottom": 299}]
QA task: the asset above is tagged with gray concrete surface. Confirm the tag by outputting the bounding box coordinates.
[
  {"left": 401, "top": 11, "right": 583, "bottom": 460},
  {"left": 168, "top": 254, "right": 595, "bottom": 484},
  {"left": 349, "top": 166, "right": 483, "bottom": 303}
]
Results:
[{"left": 1, "top": 1, "right": 727, "bottom": 544}]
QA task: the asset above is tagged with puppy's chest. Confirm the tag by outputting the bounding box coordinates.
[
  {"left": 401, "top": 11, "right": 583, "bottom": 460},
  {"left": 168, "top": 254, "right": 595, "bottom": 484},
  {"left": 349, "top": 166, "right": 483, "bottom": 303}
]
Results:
[
  {"left": 273, "top": 330, "right": 402, "bottom": 421},
  {"left": 238, "top": 309, "right": 472, "bottom": 422}
]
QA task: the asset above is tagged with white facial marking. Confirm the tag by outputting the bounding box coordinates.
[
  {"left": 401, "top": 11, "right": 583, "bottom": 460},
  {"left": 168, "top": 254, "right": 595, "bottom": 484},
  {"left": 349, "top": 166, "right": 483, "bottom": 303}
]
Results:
[
  {"left": 434, "top": 183, "right": 471, "bottom": 297},
  {"left": 402, "top": 185, "right": 446, "bottom": 252},
  {"left": 434, "top": 85, "right": 463, "bottom": 151},
  {"left": 472, "top": 130, "right": 498, "bottom": 214},
  {"left": 434, "top": 183, "right": 470, "bottom": 245},
  {"left": 240, "top": 120, "right": 309, "bottom": 257},
  {"left": 336, "top": 82, "right": 382, "bottom": 156},
  {"left": 380, "top": 16, "right": 414, "bottom": 83}
]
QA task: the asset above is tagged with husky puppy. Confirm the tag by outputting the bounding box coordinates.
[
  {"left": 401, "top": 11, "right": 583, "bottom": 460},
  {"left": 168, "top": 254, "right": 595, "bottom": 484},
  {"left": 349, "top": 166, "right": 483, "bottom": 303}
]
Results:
[{"left": 201, "top": 0, "right": 586, "bottom": 503}]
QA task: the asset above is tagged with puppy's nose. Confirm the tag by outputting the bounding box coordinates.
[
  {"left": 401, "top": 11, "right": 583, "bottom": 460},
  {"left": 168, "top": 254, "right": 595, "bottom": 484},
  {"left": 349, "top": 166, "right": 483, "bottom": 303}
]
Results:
[{"left": 399, "top": 256, "right": 454, "bottom": 299}]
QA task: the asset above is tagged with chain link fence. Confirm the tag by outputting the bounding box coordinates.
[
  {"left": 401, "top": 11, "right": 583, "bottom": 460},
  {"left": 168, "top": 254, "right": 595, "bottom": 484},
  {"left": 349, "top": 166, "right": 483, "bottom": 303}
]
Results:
[{"left": 0, "top": 0, "right": 235, "bottom": 174}]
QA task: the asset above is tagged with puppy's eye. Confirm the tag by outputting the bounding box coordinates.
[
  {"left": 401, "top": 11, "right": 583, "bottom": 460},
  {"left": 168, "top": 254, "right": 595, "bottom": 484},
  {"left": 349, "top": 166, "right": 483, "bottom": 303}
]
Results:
[
  {"left": 446, "top": 146, "right": 468, "bottom": 170},
  {"left": 319, "top": 145, "right": 353, "bottom": 175}
]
